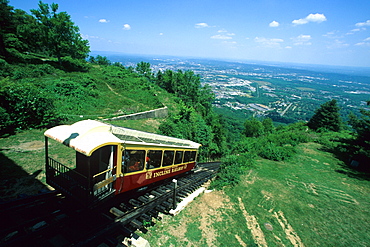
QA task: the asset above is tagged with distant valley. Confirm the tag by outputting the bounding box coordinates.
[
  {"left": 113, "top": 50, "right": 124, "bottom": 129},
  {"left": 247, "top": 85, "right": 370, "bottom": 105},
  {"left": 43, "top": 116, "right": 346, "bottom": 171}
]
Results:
[{"left": 97, "top": 52, "right": 370, "bottom": 124}]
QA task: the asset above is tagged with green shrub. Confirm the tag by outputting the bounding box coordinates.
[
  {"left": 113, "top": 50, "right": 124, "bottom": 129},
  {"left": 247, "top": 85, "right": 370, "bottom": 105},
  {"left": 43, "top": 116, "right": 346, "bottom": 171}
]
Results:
[
  {"left": 0, "top": 107, "right": 12, "bottom": 134},
  {"left": 258, "top": 142, "right": 296, "bottom": 161},
  {"left": 10, "top": 64, "right": 57, "bottom": 79},
  {"left": 11, "top": 69, "right": 28, "bottom": 80},
  {"left": 0, "top": 59, "right": 12, "bottom": 77},
  {"left": 0, "top": 82, "right": 61, "bottom": 131},
  {"left": 235, "top": 125, "right": 312, "bottom": 162},
  {"left": 53, "top": 80, "right": 85, "bottom": 97},
  {"left": 211, "top": 153, "right": 255, "bottom": 189},
  {"left": 76, "top": 75, "right": 97, "bottom": 89},
  {"left": 60, "top": 56, "right": 90, "bottom": 72}
]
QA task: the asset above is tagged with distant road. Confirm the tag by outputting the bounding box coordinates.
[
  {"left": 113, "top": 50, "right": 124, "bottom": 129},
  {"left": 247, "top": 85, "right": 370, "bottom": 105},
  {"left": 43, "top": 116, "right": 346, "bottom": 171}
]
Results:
[{"left": 280, "top": 103, "right": 293, "bottom": 116}]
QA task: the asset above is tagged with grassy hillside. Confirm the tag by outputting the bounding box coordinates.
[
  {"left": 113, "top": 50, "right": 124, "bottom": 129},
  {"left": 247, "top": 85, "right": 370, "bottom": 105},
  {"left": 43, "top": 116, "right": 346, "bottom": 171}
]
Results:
[
  {"left": 0, "top": 63, "right": 173, "bottom": 128},
  {"left": 140, "top": 142, "right": 370, "bottom": 246}
]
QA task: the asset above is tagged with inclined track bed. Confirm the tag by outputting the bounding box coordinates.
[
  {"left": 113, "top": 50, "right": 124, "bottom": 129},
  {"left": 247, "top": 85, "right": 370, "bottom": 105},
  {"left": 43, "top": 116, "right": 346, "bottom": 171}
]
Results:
[{"left": 0, "top": 162, "right": 220, "bottom": 247}]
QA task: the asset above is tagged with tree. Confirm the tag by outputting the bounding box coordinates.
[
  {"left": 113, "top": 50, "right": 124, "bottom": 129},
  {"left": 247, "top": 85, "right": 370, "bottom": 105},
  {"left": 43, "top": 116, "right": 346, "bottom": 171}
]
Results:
[
  {"left": 347, "top": 101, "right": 370, "bottom": 169},
  {"left": 307, "top": 99, "right": 342, "bottom": 132},
  {"left": 349, "top": 101, "right": 370, "bottom": 147},
  {"left": 0, "top": 0, "right": 33, "bottom": 61},
  {"left": 244, "top": 117, "right": 264, "bottom": 137},
  {"left": 155, "top": 69, "right": 214, "bottom": 117},
  {"left": 90, "top": 55, "right": 111, "bottom": 66},
  {"left": 30, "top": 1, "right": 89, "bottom": 63},
  {"left": 262, "top": 117, "right": 274, "bottom": 134},
  {"left": 136, "top": 61, "right": 152, "bottom": 78},
  {"left": 0, "top": 0, "right": 14, "bottom": 58}
]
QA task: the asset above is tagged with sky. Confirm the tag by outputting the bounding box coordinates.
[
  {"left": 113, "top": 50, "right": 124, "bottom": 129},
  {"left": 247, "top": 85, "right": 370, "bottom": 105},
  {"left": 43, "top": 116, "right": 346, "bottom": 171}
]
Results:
[{"left": 9, "top": 0, "right": 370, "bottom": 67}]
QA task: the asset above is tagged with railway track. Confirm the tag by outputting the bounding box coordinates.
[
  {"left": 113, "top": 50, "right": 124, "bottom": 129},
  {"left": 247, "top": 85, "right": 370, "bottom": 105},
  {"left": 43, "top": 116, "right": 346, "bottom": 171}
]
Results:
[{"left": 0, "top": 162, "right": 220, "bottom": 247}]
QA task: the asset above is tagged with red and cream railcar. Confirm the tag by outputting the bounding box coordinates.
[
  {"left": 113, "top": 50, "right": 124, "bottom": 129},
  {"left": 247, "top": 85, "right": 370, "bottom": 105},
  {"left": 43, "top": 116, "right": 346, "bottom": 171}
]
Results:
[{"left": 44, "top": 120, "right": 200, "bottom": 205}]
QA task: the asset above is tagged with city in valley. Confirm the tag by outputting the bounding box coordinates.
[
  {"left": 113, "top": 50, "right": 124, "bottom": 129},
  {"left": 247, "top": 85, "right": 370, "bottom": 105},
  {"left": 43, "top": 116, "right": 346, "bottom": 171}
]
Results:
[{"left": 103, "top": 53, "right": 370, "bottom": 123}]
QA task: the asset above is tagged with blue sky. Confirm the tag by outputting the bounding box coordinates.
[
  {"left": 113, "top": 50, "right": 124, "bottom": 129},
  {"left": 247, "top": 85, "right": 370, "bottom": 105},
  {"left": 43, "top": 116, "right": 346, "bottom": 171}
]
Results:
[{"left": 9, "top": 0, "right": 370, "bottom": 67}]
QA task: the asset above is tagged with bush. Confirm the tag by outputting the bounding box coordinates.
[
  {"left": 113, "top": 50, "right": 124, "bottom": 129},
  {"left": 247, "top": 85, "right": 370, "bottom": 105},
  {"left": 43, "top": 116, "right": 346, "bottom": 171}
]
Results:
[
  {"left": 0, "top": 82, "right": 61, "bottom": 131},
  {"left": 60, "top": 56, "right": 90, "bottom": 72},
  {"left": 258, "top": 142, "right": 296, "bottom": 161},
  {"left": 0, "top": 107, "right": 12, "bottom": 135},
  {"left": 10, "top": 64, "right": 57, "bottom": 79},
  {"left": 0, "top": 59, "right": 12, "bottom": 77},
  {"left": 211, "top": 153, "right": 255, "bottom": 189},
  {"left": 235, "top": 124, "right": 312, "bottom": 162}
]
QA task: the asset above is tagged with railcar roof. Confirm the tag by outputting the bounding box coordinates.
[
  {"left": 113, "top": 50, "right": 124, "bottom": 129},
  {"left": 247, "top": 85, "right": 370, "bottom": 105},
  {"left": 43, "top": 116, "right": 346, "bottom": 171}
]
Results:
[{"left": 44, "top": 120, "right": 201, "bottom": 156}]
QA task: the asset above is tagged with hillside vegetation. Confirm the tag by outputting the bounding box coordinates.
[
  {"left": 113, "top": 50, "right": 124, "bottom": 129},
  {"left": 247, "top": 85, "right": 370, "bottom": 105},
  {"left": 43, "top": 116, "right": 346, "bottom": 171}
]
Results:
[{"left": 140, "top": 141, "right": 370, "bottom": 246}]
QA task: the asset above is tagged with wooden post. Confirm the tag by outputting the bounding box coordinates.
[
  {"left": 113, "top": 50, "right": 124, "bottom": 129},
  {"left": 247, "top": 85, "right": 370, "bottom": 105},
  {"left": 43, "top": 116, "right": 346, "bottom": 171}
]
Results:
[
  {"left": 45, "top": 136, "right": 48, "bottom": 167},
  {"left": 172, "top": 179, "right": 177, "bottom": 209}
]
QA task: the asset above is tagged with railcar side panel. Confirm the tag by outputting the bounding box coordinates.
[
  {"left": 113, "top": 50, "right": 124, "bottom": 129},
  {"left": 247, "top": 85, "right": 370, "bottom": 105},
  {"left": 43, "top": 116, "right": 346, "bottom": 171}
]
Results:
[{"left": 115, "top": 162, "right": 196, "bottom": 193}]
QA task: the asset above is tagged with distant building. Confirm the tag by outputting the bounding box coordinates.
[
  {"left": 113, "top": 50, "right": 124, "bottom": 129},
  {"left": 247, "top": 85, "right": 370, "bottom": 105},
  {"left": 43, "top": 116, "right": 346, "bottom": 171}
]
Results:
[{"left": 247, "top": 103, "right": 272, "bottom": 112}]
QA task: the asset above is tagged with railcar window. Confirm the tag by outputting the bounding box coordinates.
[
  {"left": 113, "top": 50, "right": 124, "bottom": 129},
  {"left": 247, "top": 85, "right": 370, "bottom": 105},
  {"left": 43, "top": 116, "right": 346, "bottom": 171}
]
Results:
[
  {"left": 147, "top": 150, "right": 162, "bottom": 169},
  {"left": 190, "top": 151, "right": 197, "bottom": 161},
  {"left": 184, "top": 151, "right": 191, "bottom": 163},
  {"left": 122, "top": 150, "right": 145, "bottom": 173},
  {"left": 163, "top": 151, "right": 174, "bottom": 166},
  {"left": 174, "top": 151, "right": 184, "bottom": 164}
]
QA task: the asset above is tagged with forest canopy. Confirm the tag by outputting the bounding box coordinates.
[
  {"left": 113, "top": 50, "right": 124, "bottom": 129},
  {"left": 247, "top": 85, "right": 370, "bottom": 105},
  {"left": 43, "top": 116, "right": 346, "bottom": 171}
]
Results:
[{"left": 0, "top": 0, "right": 89, "bottom": 65}]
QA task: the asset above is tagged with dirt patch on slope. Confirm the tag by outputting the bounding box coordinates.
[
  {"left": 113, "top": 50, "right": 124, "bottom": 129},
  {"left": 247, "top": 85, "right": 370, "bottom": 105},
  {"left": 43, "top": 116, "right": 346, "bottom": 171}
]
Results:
[
  {"left": 165, "top": 190, "right": 232, "bottom": 246},
  {"left": 197, "top": 190, "right": 232, "bottom": 246},
  {"left": 6, "top": 141, "right": 44, "bottom": 152}
]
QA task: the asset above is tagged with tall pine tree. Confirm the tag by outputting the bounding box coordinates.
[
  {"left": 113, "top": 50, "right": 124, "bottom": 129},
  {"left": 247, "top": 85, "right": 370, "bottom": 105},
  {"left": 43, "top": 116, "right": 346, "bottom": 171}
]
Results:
[{"left": 307, "top": 99, "right": 342, "bottom": 132}]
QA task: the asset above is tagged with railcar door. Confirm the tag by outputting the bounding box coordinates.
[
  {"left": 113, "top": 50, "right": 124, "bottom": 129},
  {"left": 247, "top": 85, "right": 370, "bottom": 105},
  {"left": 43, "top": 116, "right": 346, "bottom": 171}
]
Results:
[{"left": 90, "top": 145, "right": 117, "bottom": 201}]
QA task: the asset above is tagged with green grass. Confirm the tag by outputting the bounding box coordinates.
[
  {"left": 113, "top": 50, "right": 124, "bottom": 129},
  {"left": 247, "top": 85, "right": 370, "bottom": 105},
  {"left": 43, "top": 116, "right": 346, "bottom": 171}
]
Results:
[
  {"left": 140, "top": 142, "right": 370, "bottom": 246},
  {"left": 0, "top": 129, "right": 49, "bottom": 200}
]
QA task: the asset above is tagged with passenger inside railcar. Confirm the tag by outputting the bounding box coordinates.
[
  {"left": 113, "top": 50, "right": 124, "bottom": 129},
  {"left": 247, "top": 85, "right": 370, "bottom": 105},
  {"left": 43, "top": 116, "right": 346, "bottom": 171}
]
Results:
[
  {"left": 123, "top": 150, "right": 145, "bottom": 173},
  {"left": 163, "top": 150, "right": 175, "bottom": 166},
  {"left": 174, "top": 151, "right": 184, "bottom": 164},
  {"left": 146, "top": 150, "right": 162, "bottom": 169}
]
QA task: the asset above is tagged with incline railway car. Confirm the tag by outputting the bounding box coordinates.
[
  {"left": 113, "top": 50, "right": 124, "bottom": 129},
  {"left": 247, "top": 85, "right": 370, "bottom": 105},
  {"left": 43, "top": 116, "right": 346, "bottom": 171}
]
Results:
[{"left": 44, "top": 120, "right": 201, "bottom": 205}]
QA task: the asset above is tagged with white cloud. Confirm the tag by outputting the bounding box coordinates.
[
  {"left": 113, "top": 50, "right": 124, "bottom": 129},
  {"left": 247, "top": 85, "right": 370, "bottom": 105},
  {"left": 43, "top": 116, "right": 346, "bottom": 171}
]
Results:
[
  {"left": 323, "top": 30, "right": 344, "bottom": 39},
  {"left": 269, "top": 21, "right": 279, "bottom": 27},
  {"left": 306, "top": 13, "right": 327, "bottom": 23},
  {"left": 159, "top": 33, "right": 164, "bottom": 36},
  {"left": 292, "top": 13, "right": 327, "bottom": 25},
  {"left": 292, "top": 19, "right": 308, "bottom": 25},
  {"left": 99, "top": 19, "right": 109, "bottom": 23},
  {"left": 327, "top": 39, "right": 349, "bottom": 49},
  {"left": 195, "top": 23, "right": 210, "bottom": 28},
  {"left": 222, "top": 41, "right": 237, "bottom": 45},
  {"left": 355, "top": 37, "right": 370, "bottom": 46},
  {"left": 123, "top": 24, "right": 131, "bottom": 30},
  {"left": 217, "top": 29, "right": 235, "bottom": 36},
  {"left": 346, "top": 28, "right": 360, "bottom": 35},
  {"left": 255, "top": 37, "right": 284, "bottom": 48},
  {"left": 211, "top": 29, "right": 235, "bottom": 40},
  {"left": 81, "top": 34, "right": 99, "bottom": 39},
  {"left": 292, "top": 34, "right": 312, "bottom": 45},
  {"left": 355, "top": 20, "right": 370, "bottom": 27},
  {"left": 211, "top": 34, "right": 233, "bottom": 40}
]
